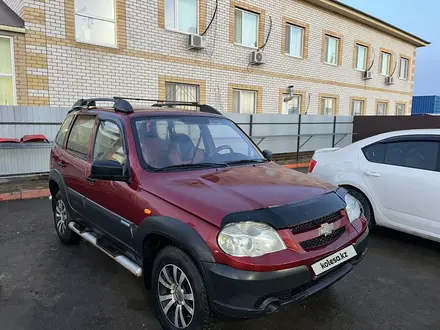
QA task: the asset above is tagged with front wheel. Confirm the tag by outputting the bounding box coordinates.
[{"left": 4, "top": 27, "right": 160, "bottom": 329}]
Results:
[{"left": 151, "top": 246, "right": 218, "bottom": 330}]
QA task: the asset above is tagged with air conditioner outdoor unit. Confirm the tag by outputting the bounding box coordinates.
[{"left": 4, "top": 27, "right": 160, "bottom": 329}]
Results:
[
  {"left": 385, "top": 76, "right": 395, "bottom": 85},
  {"left": 188, "top": 34, "right": 206, "bottom": 50},
  {"left": 250, "top": 50, "right": 265, "bottom": 65},
  {"left": 362, "top": 71, "right": 373, "bottom": 80}
]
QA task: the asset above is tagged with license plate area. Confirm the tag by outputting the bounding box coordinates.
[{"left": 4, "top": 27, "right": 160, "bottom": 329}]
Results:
[{"left": 311, "top": 245, "right": 357, "bottom": 276}]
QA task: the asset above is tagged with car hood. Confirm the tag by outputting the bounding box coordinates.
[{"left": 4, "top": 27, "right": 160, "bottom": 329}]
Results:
[{"left": 146, "top": 162, "right": 336, "bottom": 228}]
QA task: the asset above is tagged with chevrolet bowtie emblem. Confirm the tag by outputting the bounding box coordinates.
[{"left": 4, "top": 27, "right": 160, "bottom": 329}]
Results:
[{"left": 319, "top": 223, "right": 334, "bottom": 236}]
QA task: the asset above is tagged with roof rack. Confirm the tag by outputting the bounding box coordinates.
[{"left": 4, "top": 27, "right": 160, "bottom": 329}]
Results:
[{"left": 68, "top": 97, "right": 223, "bottom": 116}]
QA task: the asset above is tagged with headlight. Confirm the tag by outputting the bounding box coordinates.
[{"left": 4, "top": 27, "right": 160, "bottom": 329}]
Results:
[
  {"left": 217, "top": 222, "right": 286, "bottom": 257},
  {"left": 345, "top": 193, "right": 362, "bottom": 223}
]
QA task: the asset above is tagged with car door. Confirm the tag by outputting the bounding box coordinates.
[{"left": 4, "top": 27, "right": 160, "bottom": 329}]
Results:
[
  {"left": 62, "top": 114, "right": 96, "bottom": 216},
  {"left": 84, "top": 119, "right": 136, "bottom": 250},
  {"left": 360, "top": 136, "right": 440, "bottom": 235}
]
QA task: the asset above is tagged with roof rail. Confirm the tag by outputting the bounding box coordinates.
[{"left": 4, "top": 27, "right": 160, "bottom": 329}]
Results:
[{"left": 68, "top": 97, "right": 223, "bottom": 116}]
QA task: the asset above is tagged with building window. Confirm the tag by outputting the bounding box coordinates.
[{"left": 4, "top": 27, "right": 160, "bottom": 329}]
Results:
[
  {"left": 285, "top": 24, "right": 304, "bottom": 58},
  {"left": 165, "top": 0, "right": 198, "bottom": 34},
  {"left": 399, "top": 57, "right": 409, "bottom": 80},
  {"left": 165, "top": 82, "right": 200, "bottom": 109},
  {"left": 355, "top": 44, "right": 368, "bottom": 71},
  {"left": 396, "top": 103, "right": 405, "bottom": 115},
  {"left": 74, "top": 0, "right": 116, "bottom": 46},
  {"left": 324, "top": 35, "right": 340, "bottom": 65},
  {"left": 376, "top": 101, "right": 388, "bottom": 115},
  {"left": 351, "top": 99, "right": 364, "bottom": 116},
  {"left": 234, "top": 8, "right": 259, "bottom": 48},
  {"left": 380, "top": 51, "right": 391, "bottom": 76},
  {"left": 321, "top": 97, "right": 337, "bottom": 115},
  {"left": 0, "top": 36, "right": 15, "bottom": 105},
  {"left": 282, "top": 94, "right": 301, "bottom": 114},
  {"left": 232, "top": 89, "right": 257, "bottom": 113}
]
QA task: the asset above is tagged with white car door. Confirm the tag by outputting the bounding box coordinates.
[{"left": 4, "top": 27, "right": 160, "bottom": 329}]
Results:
[{"left": 360, "top": 136, "right": 440, "bottom": 236}]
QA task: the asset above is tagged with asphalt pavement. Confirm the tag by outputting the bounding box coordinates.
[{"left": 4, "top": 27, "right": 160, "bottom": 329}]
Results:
[{"left": 1, "top": 198, "right": 440, "bottom": 330}]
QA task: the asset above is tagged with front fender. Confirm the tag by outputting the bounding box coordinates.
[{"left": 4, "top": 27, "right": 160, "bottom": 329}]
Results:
[{"left": 134, "top": 216, "right": 215, "bottom": 264}]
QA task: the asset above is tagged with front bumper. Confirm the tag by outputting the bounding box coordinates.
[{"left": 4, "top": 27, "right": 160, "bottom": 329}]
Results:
[{"left": 203, "top": 227, "right": 369, "bottom": 320}]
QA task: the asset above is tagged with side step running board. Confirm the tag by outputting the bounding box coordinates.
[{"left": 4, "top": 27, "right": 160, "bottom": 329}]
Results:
[{"left": 68, "top": 222, "right": 143, "bottom": 277}]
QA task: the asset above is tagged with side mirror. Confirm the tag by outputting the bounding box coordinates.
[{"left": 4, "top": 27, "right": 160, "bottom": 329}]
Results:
[
  {"left": 90, "top": 160, "right": 129, "bottom": 182},
  {"left": 262, "top": 149, "right": 273, "bottom": 161}
]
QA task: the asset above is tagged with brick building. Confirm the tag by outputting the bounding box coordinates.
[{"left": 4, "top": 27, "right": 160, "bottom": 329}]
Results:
[{"left": 0, "top": 0, "right": 429, "bottom": 115}]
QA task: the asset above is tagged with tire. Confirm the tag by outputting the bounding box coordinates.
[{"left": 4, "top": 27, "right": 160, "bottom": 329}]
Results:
[
  {"left": 151, "top": 246, "right": 218, "bottom": 330},
  {"left": 345, "top": 188, "right": 375, "bottom": 229},
  {"left": 53, "top": 191, "right": 81, "bottom": 245}
]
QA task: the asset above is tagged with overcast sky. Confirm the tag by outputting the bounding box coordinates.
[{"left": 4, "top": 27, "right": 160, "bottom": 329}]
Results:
[{"left": 340, "top": 0, "right": 438, "bottom": 96}]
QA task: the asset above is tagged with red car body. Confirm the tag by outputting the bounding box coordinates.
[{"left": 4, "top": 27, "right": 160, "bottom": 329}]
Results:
[{"left": 50, "top": 102, "right": 368, "bottom": 325}]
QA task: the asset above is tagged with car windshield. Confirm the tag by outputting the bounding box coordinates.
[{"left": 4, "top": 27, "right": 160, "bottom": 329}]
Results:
[{"left": 133, "top": 116, "right": 265, "bottom": 171}]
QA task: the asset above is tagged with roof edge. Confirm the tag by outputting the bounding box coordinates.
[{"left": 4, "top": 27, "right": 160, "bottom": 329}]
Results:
[
  {"left": 305, "top": 0, "right": 430, "bottom": 47},
  {"left": 0, "top": 25, "right": 25, "bottom": 33}
]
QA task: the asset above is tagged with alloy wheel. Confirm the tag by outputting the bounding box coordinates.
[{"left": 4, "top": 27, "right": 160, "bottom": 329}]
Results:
[
  {"left": 55, "top": 199, "right": 67, "bottom": 235},
  {"left": 158, "top": 264, "right": 195, "bottom": 329}
]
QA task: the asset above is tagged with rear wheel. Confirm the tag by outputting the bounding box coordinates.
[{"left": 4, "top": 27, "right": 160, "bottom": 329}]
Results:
[
  {"left": 53, "top": 191, "right": 81, "bottom": 245},
  {"left": 151, "top": 246, "right": 218, "bottom": 330},
  {"left": 345, "top": 188, "right": 375, "bottom": 229}
]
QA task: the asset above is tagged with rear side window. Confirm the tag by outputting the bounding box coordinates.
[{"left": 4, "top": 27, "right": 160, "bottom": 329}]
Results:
[
  {"left": 93, "top": 121, "right": 127, "bottom": 165},
  {"left": 66, "top": 116, "right": 95, "bottom": 159},
  {"left": 362, "top": 143, "right": 386, "bottom": 163},
  {"left": 384, "top": 141, "right": 439, "bottom": 171},
  {"left": 55, "top": 114, "right": 74, "bottom": 146}
]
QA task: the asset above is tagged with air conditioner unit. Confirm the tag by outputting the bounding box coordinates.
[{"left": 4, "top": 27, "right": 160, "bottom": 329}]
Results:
[
  {"left": 250, "top": 50, "right": 265, "bottom": 65},
  {"left": 188, "top": 34, "right": 206, "bottom": 50},
  {"left": 385, "top": 76, "right": 395, "bottom": 85},
  {"left": 362, "top": 71, "right": 373, "bottom": 80}
]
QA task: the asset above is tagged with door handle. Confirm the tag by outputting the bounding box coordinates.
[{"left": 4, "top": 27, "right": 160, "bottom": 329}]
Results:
[
  {"left": 85, "top": 176, "right": 96, "bottom": 184},
  {"left": 57, "top": 161, "right": 66, "bottom": 168},
  {"left": 364, "top": 171, "right": 381, "bottom": 177}
]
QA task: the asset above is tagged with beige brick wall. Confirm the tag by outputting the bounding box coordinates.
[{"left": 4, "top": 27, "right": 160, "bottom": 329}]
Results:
[{"left": 10, "top": 0, "right": 419, "bottom": 114}]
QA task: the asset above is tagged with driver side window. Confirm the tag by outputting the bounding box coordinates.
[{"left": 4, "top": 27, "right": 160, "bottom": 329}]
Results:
[{"left": 93, "top": 121, "right": 127, "bottom": 165}]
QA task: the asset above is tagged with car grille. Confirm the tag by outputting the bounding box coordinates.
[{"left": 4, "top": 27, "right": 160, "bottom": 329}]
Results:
[
  {"left": 290, "top": 211, "right": 341, "bottom": 234},
  {"left": 299, "top": 226, "right": 346, "bottom": 250}
]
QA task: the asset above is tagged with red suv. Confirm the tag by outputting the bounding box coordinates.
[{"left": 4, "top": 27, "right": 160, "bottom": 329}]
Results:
[{"left": 49, "top": 98, "right": 368, "bottom": 330}]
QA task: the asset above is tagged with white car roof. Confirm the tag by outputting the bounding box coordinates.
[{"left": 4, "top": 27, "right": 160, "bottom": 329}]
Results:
[{"left": 350, "top": 129, "right": 440, "bottom": 149}]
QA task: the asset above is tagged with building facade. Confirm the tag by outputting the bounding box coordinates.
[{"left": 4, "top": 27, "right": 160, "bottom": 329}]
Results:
[{"left": 1, "top": 0, "right": 429, "bottom": 115}]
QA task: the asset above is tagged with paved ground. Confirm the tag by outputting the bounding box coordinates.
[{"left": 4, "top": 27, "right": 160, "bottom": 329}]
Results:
[{"left": 1, "top": 198, "right": 440, "bottom": 330}]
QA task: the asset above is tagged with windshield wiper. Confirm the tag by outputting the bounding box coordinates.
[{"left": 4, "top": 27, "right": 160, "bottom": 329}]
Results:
[
  {"left": 226, "top": 159, "right": 266, "bottom": 165},
  {"left": 155, "top": 162, "right": 229, "bottom": 172}
]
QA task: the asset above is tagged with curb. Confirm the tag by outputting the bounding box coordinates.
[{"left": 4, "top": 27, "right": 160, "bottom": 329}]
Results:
[
  {"left": 283, "top": 163, "right": 310, "bottom": 169},
  {"left": 0, "top": 188, "right": 50, "bottom": 202}
]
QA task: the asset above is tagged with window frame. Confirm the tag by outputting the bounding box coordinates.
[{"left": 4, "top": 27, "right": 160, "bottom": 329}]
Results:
[
  {"left": 234, "top": 7, "right": 259, "bottom": 49},
  {"left": 0, "top": 35, "right": 17, "bottom": 105},
  {"left": 164, "top": 0, "right": 199, "bottom": 35},
  {"left": 323, "top": 33, "right": 342, "bottom": 66},
  {"left": 285, "top": 23, "right": 305, "bottom": 59},
  {"left": 376, "top": 100, "right": 389, "bottom": 116},
  {"left": 379, "top": 50, "right": 392, "bottom": 76},
  {"left": 396, "top": 102, "right": 406, "bottom": 116},
  {"left": 354, "top": 41, "right": 369, "bottom": 71},
  {"left": 362, "top": 135, "right": 440, "bottom": 173},
  {"left": 319, "top": 95, "right": 339, "bottom": 115},
  {"left": 282, "top": 93, "right": 302, "bottom": 115},
  {"left": 165, "top": 81, "right": 201, "bottom": 103},
  {"left": 74, "top": 0, "right": 117, "bottom": 48},
  {"left": 232, "top": 88, "right": 257, "bottom": 114},
  {"left": 399, "top": 56, "right": 410, "bottom": 80},
  {"left": 350, "top": 97, "right": 366, "bottom": 116},
  {"left": 65, "top": 114, "right": 97, "bottom": 161},
  {"left": 92, "top": 119, "right": 128, "bottom": 165}
]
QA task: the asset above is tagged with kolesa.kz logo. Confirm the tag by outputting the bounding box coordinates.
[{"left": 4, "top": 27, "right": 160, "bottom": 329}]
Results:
[{"left": 320, "top": 251, "right": 349, "bottom": 269}]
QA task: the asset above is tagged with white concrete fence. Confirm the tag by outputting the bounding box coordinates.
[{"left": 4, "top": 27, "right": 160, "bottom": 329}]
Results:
[{"left": 0, "top": 106, "right": 353, "bottom": 177}]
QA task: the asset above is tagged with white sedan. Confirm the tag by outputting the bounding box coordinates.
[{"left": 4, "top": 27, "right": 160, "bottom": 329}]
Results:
[{"left": 308, "top": 129, "right": 440, "bottom": 242}]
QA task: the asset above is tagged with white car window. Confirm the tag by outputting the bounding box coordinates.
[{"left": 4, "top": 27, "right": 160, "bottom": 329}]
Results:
[{"left": 384, "top": 141, "right": 439, "bottom": 171}]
